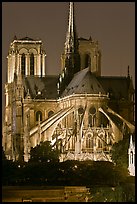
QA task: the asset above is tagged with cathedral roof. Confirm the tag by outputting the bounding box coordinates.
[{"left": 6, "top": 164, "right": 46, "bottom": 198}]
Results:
[
  {"left": 19, "top": 37, "right": 35, "bottom": 41},
  {"left": 24, "top": 76, "right": 58, "bottom": 99},
  {"left": 78, "top": 37, "right": 89, "bottom": 41},
  {"left": 61, "top": 68, "right": 106, "bottom": 97},
  {"left": 97, "top": 76, "right": 133, "bottom": 100}
]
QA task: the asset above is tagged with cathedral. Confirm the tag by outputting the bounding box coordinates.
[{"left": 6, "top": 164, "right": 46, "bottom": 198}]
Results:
[{"left": 3, "top": 2, "right": 135, "bottom": 164}]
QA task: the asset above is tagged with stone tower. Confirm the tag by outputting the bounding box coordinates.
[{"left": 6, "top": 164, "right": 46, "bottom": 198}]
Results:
[
  {"left": 3, "top": 37, "right": 46, "bottom": 161},
  {"left": 79, "top": 37, "right": 101, "bottom": 76}
]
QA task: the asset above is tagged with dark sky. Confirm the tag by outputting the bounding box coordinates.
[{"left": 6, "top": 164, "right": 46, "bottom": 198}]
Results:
[{"left": 2, "top": 2, "right": 135, "bottom": 119}]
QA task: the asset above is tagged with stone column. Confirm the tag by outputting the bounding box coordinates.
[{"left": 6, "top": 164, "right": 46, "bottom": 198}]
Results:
[
  {"left": 7, "top": 55, "right": 11, "bottom": 83},
  {"left": 17, "top": 54, "right": 20, "bottom": 73},
  {"left": 11, "top": 53, "right": 15, "bottom": 82},
  {"left": 42, "top": 54, "right": 46, "bottom": 76},
  {"left": 34, "top": 55, "right": 37, "bottom": 76},
  {"left": 36, "top": 54, "right": 41, "bottom": 76},
  {"left": 75, "top": 108, "right": 81, "bottom": 157},
  {"left": 18, "top": 55, "right": 21, "bottom": 75},
  {"left": 25, "top": 54, "right": 29, "bottom": 75}
]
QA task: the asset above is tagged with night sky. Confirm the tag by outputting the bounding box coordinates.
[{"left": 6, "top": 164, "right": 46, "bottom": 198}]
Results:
[{"left": 2, "top": 2, "right": 135, "bottom": 119}]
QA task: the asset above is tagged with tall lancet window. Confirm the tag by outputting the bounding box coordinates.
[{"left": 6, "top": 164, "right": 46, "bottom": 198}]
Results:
[
  {"left": 130, "top": 151, "right": 133, "bottom": 164},
  {"left": 85, "top": 54, "right": 91, "bottom": 68},
  {"left": 36, "top": 111, "right": 42, "bottom": 122},
  {"left": 89, "top": 107, "right": 96, "bottom": 127},
  {"left": 30, "top": 53, "right": 34, "bottom": 75},
  {"left": 21, "top": 53, "right": 26, "bottom": 75}
]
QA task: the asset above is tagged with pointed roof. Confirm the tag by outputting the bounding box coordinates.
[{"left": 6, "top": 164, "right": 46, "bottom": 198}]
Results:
[
  {"left": 64, "top": 2, "right": 79, "bottom": 54},
  {"left": 97, "top": 76, "right": 134, "bottom": 100},
  {"left": 23, "top": 76, "right": 58, "bottom": 99},
  {"left": 61, "top": 68, "right": 106, "bottom": 97},
  {"left": 19, "top": 36, "right": 35, "bottom": 41}
]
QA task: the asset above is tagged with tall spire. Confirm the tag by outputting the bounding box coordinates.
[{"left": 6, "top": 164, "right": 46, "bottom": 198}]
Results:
[
  {"left": 59, "top": 2, "right": 80, "bottom": 95},
  {"left": 65, "top": 2, "right": 79, "bottom": 54},
  {"left": 127, "top": 65, "right": 130, "bottom": 77}
]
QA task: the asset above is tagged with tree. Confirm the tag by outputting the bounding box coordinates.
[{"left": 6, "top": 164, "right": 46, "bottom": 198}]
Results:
[
  {"left": 110, "top": 135, "right": 130, "bottom": 171},
  {"left": 2, "top": 148, "right": 7, "bottom": 161},
  {"left": 29, "top": 141, "right": 60, "bottom": 163}
]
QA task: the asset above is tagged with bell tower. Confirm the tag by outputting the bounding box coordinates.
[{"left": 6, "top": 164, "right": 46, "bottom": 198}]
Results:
[
  {"left": 78, "top": 37, "right": 102, "bottom": 76},
  {"left": 7, "top": 36, "right": 46, "bottom": 83},
  {"left": 3, "top": 36, "right": 47, "bottom": 161}
]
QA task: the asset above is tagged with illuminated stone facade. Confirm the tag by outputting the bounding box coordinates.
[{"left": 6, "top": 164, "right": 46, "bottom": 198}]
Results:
[
  {"left": 3, "top": 3, "right": 135, "bottom": 163},
  {"left": 128, "top": 135, "right": 135, "bottom": 176}
]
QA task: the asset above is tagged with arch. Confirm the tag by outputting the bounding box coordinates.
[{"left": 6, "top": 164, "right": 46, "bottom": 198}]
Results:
[
  {"left": 29, "top": 48, "right": 38, "bottom": 55},
  {"left": 130, "top": 151, "right": 133, "bottom": 164},
  {"left": 48, "top": 110, "right": 54, "bottom": 118},
  {"left": 78, "top": 106, "right": 84, "bottom": 124},
  {"left": 85, "top": 133, "right": 93, "bottom": 149},
  {"left": 89, "top": 107, "right": 96, "bottom": 114},
  {"left": 78, "top": 107, "right": 84, "bottom": 114},
  {"left": 30, "top": 53, "right": 34, "bottom": 75},
  {"left": 85, "top": 53, "right": 91, "bottom": 68},
  {"left": 89, "top": 106, "right": 96, "bottom": 126},
  {"left": 21, "top": 53, "right": 26, "bottom": 76},
  {"left": 30, "top": 106, "right": 75, "bottom": 148},
  {"left": 99, "top": 111, "right": 109, "bottom": 127},
  {"left": 19, "top": 48, "right": 28, "bottom": 54},
  {"left": 36, "top": 111, "right": 42, "bottom": 122}
]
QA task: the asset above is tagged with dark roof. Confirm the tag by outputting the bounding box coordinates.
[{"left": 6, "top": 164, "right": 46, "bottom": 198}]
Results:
[
  {"left": 97, "top": 76, "right": 132, "bottom": 100},
  {"left": 78, "top": 37, "right": 89, "bottom": 41},
  {"left": 22, "top": 70, "right": 133, "bottom": 101},
  {"left": 62, "top": 68, "right": 106, "bottom": 97},
  {"left": 23, "top": 76, "right": 58, "bottom": 99},
  {"left": 19, "top": 37, "right": 35, "bottom": 41}
]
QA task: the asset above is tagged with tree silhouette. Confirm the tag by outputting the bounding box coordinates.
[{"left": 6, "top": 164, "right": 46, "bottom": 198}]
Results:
[{"left": 29, "top": 141, "right": 60, "bottom": 163}]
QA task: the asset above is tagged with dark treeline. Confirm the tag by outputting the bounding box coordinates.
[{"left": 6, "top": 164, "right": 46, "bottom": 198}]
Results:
[{"left": 2, "top": 140, "right": 135, "bottom": 202}]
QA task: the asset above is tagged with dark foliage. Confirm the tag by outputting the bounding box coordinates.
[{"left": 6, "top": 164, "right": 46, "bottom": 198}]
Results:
[{"left": 29, "top": 141, "right": 60, "bottom": 163}]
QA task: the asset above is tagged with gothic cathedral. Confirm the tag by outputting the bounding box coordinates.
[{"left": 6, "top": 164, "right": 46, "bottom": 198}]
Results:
[{"left": 3, "top": 3, "right": 135, "bottom": 164}]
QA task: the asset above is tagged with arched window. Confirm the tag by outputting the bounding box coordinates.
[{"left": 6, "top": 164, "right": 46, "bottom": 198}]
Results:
[
  {"left": 78, "top": 107, "right": 84, "bottom": 124},
  {"left": 99, "top": 112, "right": 109, "bottom": 127},
  {"left": 98, "top": 139, "right": 102, "bottom": 148},
  {"left": 86, "top": 134, "right": 93, "bottom": 149},
  {"left": 85, "top": 54, "right": 91, "bottom": 68},
  {"left": 89, "top": 107, "right": 96, "bottom": 127},
  {"left": 78, "top": 107, "right": 84, "bottom": 114},
  {"left": 130, "top": 151, "right": 133, "bottom": 164},
  {"left": 48, "top": 110, "right": 54, "bottom": 118},
  {"left": 30, "top": 53, "right": 34, "bottom": 75},
  {"left": 21, "top": 53, "right": 25, "bottom": 75},
  {"left": 36, "top": 111, "right": 42, "bottom": 122}
]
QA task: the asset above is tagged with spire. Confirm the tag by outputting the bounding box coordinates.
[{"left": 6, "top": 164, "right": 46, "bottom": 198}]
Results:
[
  {"left": 127, "top": 65, "right": 130, "bottom": 77},
  {"left": 59, "top": 2, "right": 80, "bottom": 95},
  {"left": 64, "top": 2, "right": 79, "bottom": 54}
]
